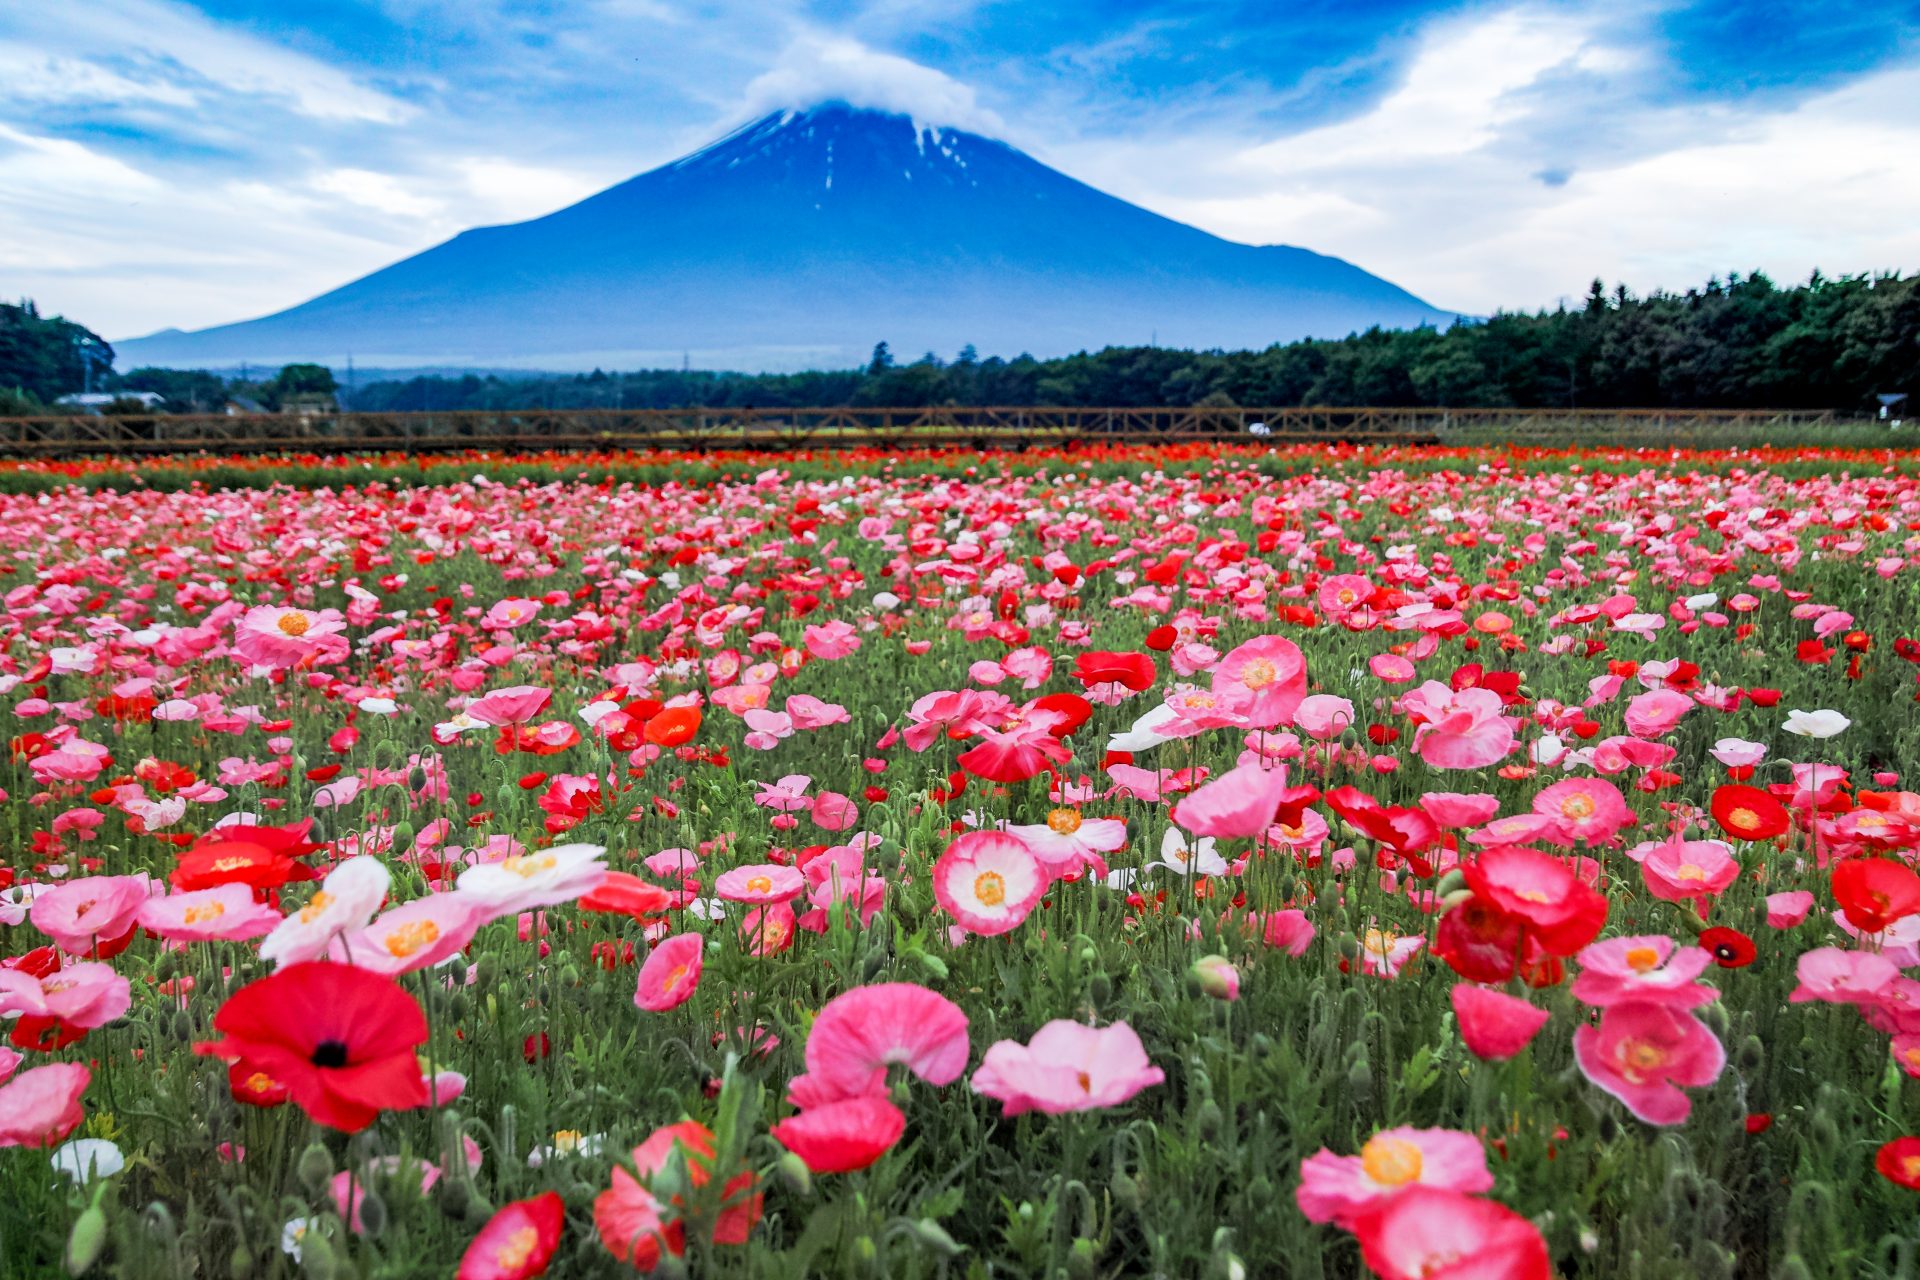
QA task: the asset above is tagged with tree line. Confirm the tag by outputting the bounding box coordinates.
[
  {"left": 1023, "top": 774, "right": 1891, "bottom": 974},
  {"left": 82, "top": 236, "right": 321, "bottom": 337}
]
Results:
[{"left": 5, "top": 270, "right": 1914, "bottom": 416}]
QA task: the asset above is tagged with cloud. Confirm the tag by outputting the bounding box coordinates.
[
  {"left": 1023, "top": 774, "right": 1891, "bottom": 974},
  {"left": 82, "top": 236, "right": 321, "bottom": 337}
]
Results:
[
  {"left": 1058, "top": 4, "right": 1920, "bottom": 313},
  {"left": 735, "top": 33, "right": 1006, "bottom": 134}
]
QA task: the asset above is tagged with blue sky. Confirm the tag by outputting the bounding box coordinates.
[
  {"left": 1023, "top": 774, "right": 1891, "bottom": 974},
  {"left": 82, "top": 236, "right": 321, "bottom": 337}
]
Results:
[{"left": 3, "top": 0, "right": 1918, "bottom": 342}]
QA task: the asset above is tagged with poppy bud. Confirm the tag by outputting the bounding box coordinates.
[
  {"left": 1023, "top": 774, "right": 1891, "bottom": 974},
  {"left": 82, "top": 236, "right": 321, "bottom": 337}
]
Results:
[
  {"left": 1068, "top": 1237, "right": 1100, "bottom": 1280},
  {"left": 1111, "top": 1170, "right": 1142, "bottom": 1212},
  {"left": 916, "top": 952, "right": 948, "bottom": 981},
  {"left": 296, "top": 1142, "right": 335, "bottom": 1195},
  {"left": 298, "top": 1230, "right": 338, "bottom": 1280},
  {"left": 65, "top": 1204, "right": 107, "bottom": 1277},
  {"left": 354, "top": 1187, "right": 388, "bottom": 1238},
  {"left": 1736, "top": 1036, "right": 1764, "bottom": 1073},
  {"left": 1190, "top": 955, "right": 1241, "bottom": 1001},
  {"left": 775, "top": 1151, "right": 812, "bottom": 1197},
  {"left": 907, "top": 1220, "right": 964, "bottom": 1257},
  {"left": 1088, "top": 973, "right": 1112, "bottom": 1004},
  {"left": 229, "top": 1245, "right": 255, "bottom": 1280}
]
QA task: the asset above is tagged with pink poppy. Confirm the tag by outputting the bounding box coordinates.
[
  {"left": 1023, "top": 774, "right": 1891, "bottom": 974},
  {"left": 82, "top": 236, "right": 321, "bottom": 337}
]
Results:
[
  {"left": 30, "top": 873, "right": 150, "bottom": 955},
  {"left": 0, "top": 1062, "right": 91, "bottom": 1148},
  {"left": 335, "top": 895, "right": 483, "bottom": 975},
  {"left": 809, "top": 791, "right": 860, "bottom": 832},
  {"left": 802, "top": 982, "right": 970, "bottom": 1101},
  {"left": 971, "top": 1019, "right": 1163, "bottom": 1116},
  {"left": 138, "top": 883, "right": 282, "bottom": 943},
  {"left": 739, "top": 902, "right": 798, "bottom": 957},
  {"left": 1294, "top": 694, "right": 1357, "bottom": 741},
  {"left": 714, "top": 864, "right": 807, "bottom": 904},
  {"left": 1450, "top": 986, "right": 1550, "bottom": 1061},
  {"left": 933, "top": 831, "right": 1044, "bottom": 936},
  {"left": 1529, "top": 777, "right": 1634, "bottom": 846},
  {"left": 1170, "top": 761, "right": 1309, "bottom": 840},
  {"left": 1637, "top": 838, "right": 1739, "bottom": 909},
  {"left": 802, "top": 620, "right": 861, "bottom": 660},
  {"left": 787, "top": 695, "right": 851, "bottom": 730},
  {"left": 1766, "top": 890, "right": 1815, "bottom": 928},
  {"left": 1572, "top": 935, "right": 1716, "bottom": 1009},
  {"left": 1406, "top": 684, "right": 1515, "bottom": 770},
  {"left": 1788, "top": 946, "right": 1901, "bottom": 1005},
  {"left": 1623, "top": 688, "right": 1692, "bottom": 738},
  {"left": 1004, "top": 809, "right": 1128, "bottom": 882},
  {"left": 753, "top": 776, "right": 813, "bottom": 812},
  {"left": 481, "top": 598, "right": 541, "bottom": 630},
  {"left": 232, "top": 605, "right": 349, "bottom": 670},
  {"left": 1258, "top": 908, "right": 1316, "bottom": 956},
  {"left": 954, "top": 710, "right": 1071, "bottom": 783},
  {"left": 1422, "top": 792, "right": 1501, "bottom": 829},
  {"left": 634, "top": 932, "right": 704, "bottom": 1012},
  {"left": 769, "top": 1095, "right": 906, "bottom": 1174},
  {"left": 902, "top": 690, "right": 1009, "bottom": 752},
  {"left": 1353, "top": 1186, "right": 1550, "bottom": 1280},
  {"left": 1212, "top": 634, "right": 1307, "bottom": 728},
  {"left": 1296, "top": 1127, "right": 1495, "bottom": 1227},
  {"left": 465, "top": 685, "right": 552, "bottom": 726},
  {"left": 1573, "top": 1000, "right": 1725, "bottom": 1125},
  {"left": 0, "top": 961, "right": 131, "bottom": 1031},
  {"left": 1369, "top": 653, "right": 1417, "bottom": 683}
]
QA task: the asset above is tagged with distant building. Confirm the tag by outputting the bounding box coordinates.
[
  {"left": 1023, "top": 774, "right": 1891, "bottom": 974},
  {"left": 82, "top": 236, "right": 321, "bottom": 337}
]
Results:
[
  {"left": 54, "top": 392, "right": 164, "bottom": 414},
  {"left": 281, "top": 392, "right": 338, "bottom": 417},
  {"left": 223, "top": 395, "right": 267, "bottom": 416}
]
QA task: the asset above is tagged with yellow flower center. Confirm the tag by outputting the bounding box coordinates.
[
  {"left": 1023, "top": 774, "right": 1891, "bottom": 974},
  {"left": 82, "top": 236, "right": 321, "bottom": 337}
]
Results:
[
  {"left": 211, "top": 855, "right": 255, "bottom": 872},
  {"left": 1625, "top": 946, "right": 1660, "bottom": 973},
  {"left": 1046, "top": 808, "right": 1083, "bottom": 835},
  {"left": 1728, "top": 806, "right": 1760, "bottom": 833},
  {"left": 504, "top": 853, "right": 557, "bottom": 879},
  {"left": 297, "top": 891, "right": 336, "bottom": 924},
  {"left": 1621, "top": 1039, "right": 1668, "bottom": 1083},
  {"left": 243, "top": 1071, "right": 277, "bottom": 1095},
  {"left": 276, "top": 612, "right": 311, "bottom": 637},
  {"left": 494, "top": 1226, "right": 540, "bottom": 1271},
  {"left": 1360, "top": 1135, "right": 1425, "bottom": 1186},
  {"left": 383, "top": 919, "right": 441, "bottom": 958},
  {"left": 1560, "top": 794, "right": 1597, "bottom": 820},
  {"left": 1241, "top": 658, "right": 1276, "bottom": 690},
  {"left": 553, "top": 1130, "right": 584, "bottom": 1151},
  {"left": 1675, "top": 864, "right": 1707, "bottom": 882},
  {"left": 973, "top": 871, "right": 1007, "bottom": 907},
  {"left": 746, "top": 875, "right": 774, "bottom": 894}
]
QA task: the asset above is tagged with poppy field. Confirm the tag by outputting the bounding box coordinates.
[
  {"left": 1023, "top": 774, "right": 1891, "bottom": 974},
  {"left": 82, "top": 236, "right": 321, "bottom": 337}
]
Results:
[{"left": 5, "top": 441, "right": 1920, "bottom": 1279}]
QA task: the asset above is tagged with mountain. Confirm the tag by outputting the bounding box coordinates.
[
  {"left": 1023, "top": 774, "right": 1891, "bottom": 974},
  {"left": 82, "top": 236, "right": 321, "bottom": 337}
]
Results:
[{"left": 114, "top": 104, "right": 1457, "bottom": 373}]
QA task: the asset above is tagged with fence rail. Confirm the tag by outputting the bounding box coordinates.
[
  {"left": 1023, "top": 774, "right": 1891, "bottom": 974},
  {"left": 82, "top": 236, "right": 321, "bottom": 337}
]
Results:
[{"left": 0, "top": 405, "right": 1850, "bottom": 457}]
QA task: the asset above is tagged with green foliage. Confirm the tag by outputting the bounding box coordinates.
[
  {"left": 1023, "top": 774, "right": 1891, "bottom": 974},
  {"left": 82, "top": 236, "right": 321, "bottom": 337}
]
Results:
[{"left": 0, "top": 300, "right": 113, "bottom": 403}]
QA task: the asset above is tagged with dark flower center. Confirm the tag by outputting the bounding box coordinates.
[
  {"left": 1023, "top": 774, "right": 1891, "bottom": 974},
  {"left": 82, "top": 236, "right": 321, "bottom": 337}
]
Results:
[{"left": 311, "top": 1039, "right": 350, "bottom": 1068}]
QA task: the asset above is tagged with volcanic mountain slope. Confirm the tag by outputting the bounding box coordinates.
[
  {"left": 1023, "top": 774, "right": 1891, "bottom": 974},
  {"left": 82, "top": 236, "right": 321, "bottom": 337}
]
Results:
[{"left": 115, "top": 104, "right": 1456, "bottom": 372}]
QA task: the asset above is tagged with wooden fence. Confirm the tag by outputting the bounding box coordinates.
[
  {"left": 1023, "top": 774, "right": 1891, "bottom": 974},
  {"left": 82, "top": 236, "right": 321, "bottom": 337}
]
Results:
[{"left": 0, "top": 405, "right": 1848, "bottom": 457}]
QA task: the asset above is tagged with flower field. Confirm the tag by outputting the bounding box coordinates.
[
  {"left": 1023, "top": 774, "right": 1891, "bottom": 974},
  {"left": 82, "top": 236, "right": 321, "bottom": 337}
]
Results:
[{"left": 4, "top": 442, "right": 1920, "bottom": 1279}]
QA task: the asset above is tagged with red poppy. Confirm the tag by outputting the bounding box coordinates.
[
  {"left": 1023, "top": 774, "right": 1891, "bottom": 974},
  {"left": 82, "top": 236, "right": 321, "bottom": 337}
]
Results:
[
  {"left": 1325, "top": 786, "right": 1439, "bottom": 871},
  {"left": 1710, "top": 785, "right": 1791, "bottom": 842},
  {"left": 197, "top": 962, "right": 429, "bottom": 1132},
  {"left": 644, "top": 706, "right": 702, "bottom": 747},
  {"left": 1071, "top": 651, "right": 1156, "bottom": 692},
  {"left": 1698, "top": 926, "right": 1757, "bottom": 968},
  {"left": 770, "top": 1096, "right": 906, "bottom": 1174},
  {"left": 1832, "top": 858, "right": 1920, "bottom": 934},
  {"left": 1144, "top": 625, "right": 1177, "bottom": 651},
  {"left": 458, "top": 1191, "right": 565, "bottom": 1280},
  {"left": 580, "top": 872, "right": 675, "bottom": 921},
  {"left": 1463, "top": 845, "right": 1608, "bottom": 957},
  {"left": 1029, "top": 692, "right": 1093, "bottom": 738},
  {"left": 171, "top": 821, "right": 322, "bottom": 892},
  {"left": 1876, "top": 1137, "right": 1920, "bottom": 1190}
]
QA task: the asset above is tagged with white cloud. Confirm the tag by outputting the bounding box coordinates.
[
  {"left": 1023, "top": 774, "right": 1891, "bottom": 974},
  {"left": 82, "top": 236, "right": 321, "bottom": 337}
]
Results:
[
  {"left": 735, "top": 33, "right": 1006, "bottom": 135},
  {"left": 7, "top": 0, "right": 412, "bottom": 123},
  {"left": 1057, "top": 5, "right": 1920, "bottom": 314}
]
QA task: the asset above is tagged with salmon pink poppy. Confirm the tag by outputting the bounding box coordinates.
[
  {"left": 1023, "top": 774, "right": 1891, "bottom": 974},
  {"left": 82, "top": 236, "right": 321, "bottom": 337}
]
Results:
[
  {"left": 1352, "top": 1186, "right": 1550, "bottom": 1280},
  {"left": 1832, "top": 857, "right": 1920, "bottom": 934},
  {"left": 933, "top": 831, "right": 1044, "bottom": 936},
  {"left": 458, "top": 1191, "right": 564, "bottom": 1280},
  {"left": 1788, "top": 946, "right": 1900, "bottom": 1005},
  {"left": 0, "top": 1062, "right": 91, "bottom": 1148},
  {"left": 1464, "top": 845, "right": 1608, "bottom": 956},
  {"left": 770, "top": 1095, "right": 906, "bottom": 1174},
  {"left": 1573, "top": 1000, "right": 1725, "bottom": 1125},
  {"left": 29, "top": 873, "right": 149, "bottom": 956},
  {"left": 802, "top": 982, "right": 970, "bottom": 1100},
  {"left": 635, "top": 933, "right": 704, "bottom": 1012},
  {"left": 465, "top": 686, "right": 553, "bottom": 727},
  {"left": 644, "top": 705, "right": 703, "bottom": 747},
  {"left": 955, "top": 710, "right": 1071, "bottom": 783},
  {"left": 594, "top": 1121, "right": 760, "bottom": 1266},
  {"left": 1213, "top": 634, "right": 1307, "bottom": 728},
  {"left": 970, "top": 1019, "right": 1163, "bottom": 1116},
  {"left": 199, "top": 961, "right": 428, "bottom": 1132},
  {"left": 336, "top": 895, "right": 483, "bottom": 976},
  {"left": 1450, "top": 986, "right": 1551, "bottom": 1061},
  {"left": 1296, "top": 1127, "right": 1495, "bottom": 1227},
  {"left": 1766, "top": 890, "right": 1815, "bottom": 928},
  {"left": 580, "top": 872, "right": 675, "bottom": 921},
  {"left": 1637, "top": 838, "right": 1739, "bottom": 910}
]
